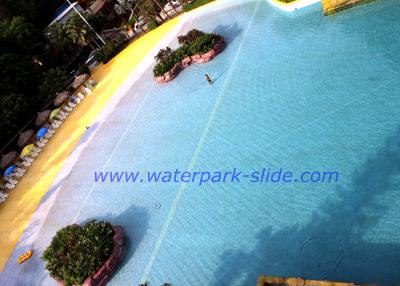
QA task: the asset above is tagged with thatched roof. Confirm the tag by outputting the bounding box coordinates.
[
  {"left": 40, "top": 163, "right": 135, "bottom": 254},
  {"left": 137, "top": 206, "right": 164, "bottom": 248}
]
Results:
[
  {"left": 54, "top": 91, "right": 71, "bottom": 107},
  {"left": 17, "top": 130, "right": 36, "bottom": 148},
  {"left": 72, "top": 74, "right": 90, "bottom": 89},
  {"left": 36, "top": 110, "right": 51, "bottom": 127},
  {"left": 0, "top": 151, "right": 18, "bottom": 170}
]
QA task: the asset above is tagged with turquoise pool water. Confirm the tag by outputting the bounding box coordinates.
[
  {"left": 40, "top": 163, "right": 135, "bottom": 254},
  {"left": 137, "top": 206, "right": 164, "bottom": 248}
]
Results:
[{"left": 7, "top": 0, "right": 400, "bottom": 285}]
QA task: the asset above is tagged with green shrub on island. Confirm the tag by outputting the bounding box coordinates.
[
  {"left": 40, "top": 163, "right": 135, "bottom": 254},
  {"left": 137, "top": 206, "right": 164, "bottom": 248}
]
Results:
[
  {"left": 183, "top": 0, "right": 215, "bottom": 12},
  {"left": 41, "top": 220, "right": 114, "bottom": 286},
  {"left": 153, "top": 29, "right": 222, "bottom": 77}
]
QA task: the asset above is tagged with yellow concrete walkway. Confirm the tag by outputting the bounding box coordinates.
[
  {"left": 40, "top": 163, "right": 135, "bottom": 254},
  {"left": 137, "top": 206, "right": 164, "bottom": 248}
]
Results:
[{"left": 0, "top": 18, "right": 179, "bottom": 271}]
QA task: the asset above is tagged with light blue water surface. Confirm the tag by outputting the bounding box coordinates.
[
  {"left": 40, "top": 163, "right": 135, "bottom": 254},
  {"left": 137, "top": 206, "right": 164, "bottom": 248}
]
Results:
[{"left": 11, "top": 0, "right": 400, "bottom": 285}]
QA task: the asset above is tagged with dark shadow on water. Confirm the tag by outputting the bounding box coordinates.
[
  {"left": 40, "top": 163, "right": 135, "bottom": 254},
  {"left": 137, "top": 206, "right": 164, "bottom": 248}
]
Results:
[
  {"left": 213, "top": 23, "right": 243, "bottom": 45},
  {"left": 212, "top": 68, "right": 229, "bottom": 83},
  {"left": 211, "top": 127, "right": 400, "bottom": 286},
  {"left": 83, "top": 203, "right": 150, "bottom": 269}
]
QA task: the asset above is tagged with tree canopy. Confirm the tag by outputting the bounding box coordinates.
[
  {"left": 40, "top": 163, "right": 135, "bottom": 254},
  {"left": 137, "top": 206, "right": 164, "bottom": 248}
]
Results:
[{"left": 0, "top": 0, "right": 69, "bottom": 148}]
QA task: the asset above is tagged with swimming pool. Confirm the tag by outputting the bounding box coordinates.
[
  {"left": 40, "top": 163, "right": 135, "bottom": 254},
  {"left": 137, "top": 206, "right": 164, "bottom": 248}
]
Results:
[{"left": 4, "top": 0, "right": 400, "bottom": 285}]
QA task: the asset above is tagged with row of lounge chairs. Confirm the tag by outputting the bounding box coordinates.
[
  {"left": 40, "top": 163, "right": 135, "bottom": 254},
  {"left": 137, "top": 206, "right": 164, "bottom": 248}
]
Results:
[{"left": 0, "top": 81, "right": 96, "bottom": 203}]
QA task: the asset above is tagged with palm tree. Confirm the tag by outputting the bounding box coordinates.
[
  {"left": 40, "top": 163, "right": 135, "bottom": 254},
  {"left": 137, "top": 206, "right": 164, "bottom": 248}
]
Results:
[
  {"left": 137, "top": 0, "right": 170, "bottom": 22},
  {"left": 47, "top": 23, "right": 73, "bottom": 50},
  {"left": 65, "top": 13, "right": 91, "bottom": 47}
]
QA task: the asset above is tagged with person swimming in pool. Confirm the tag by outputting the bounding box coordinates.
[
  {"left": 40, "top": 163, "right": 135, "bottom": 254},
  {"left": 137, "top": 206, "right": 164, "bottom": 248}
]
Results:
[{"left": 205, "top": 74, "right": 213, "bottom": 84}]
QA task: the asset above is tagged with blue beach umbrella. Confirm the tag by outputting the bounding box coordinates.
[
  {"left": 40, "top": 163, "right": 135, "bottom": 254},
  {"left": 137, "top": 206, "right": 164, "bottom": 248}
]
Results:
[
  {"left": 4, "top": 165, "right": 15, "bottom": 177},
  {"left": 36, "top": 127, "right": 48, "bottom": 139}
]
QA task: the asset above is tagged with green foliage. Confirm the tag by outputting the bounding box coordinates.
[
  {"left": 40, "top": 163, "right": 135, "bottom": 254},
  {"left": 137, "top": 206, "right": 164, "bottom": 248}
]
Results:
[
  {"left": 0, "top": 92, "right": 29, "bottom": 139},
  {"left": 41, "top": 221, "right": 114, "bottom": 286},
  {"left": 48, "top": 12, "right": 105, "bottom": 50},
  {"left": 47, "top": 23, "right": 73, "bottom": 51},
  {"left": 86, "top": 13, "right": 108, "bottom": 31},
  {"left": 0, "top": 16, "right": 43, "bottom": 54},
  {"left": 153, "top": 29, "right": 221, "bottom": 77},
  {"left": 0, "top": 1, "right": 67, "bottom": 148},
  {"left": 0, "top": 53, "right": 38, "bottom": 95},
  {"left": 96, "top": 36, "right": 127, "bottom": 63},
  {"left": 148, "top": 19, "right": 159, "bottom": 31},
  {"left": 0, "top": 16, "right": 44, "bottom": 147},
  {"left": 177, "top": 29, "right": 204, "bottom": 45},
  {"left": 65, "top": 13, "right": 91, "bottom": 47},
  {"left": 38, "top": 67, "right": 69, "bottom": 101},
  {"left": 155, "top": 47, "right": 173, "bottom": 62},
  {"left": 183, "top": 0, "right": 215, "bottom": 12},
  {"left": 187, "top": 33, "right": 220, "bottom": 54},
  {"left": 78, "top": 65, "right": 91, "bottom": 76},
  {"left": 0, "top": 0, "right": 65, "bottom": 28},
  {"left": 136, "top": 0, "right": 160, "bottom": 19},
  {"left": 0, "top": 53, "right": 39, "bottom": 141},
  {"left": 127, "top": 16, "right": 138, "bottom": 26}
]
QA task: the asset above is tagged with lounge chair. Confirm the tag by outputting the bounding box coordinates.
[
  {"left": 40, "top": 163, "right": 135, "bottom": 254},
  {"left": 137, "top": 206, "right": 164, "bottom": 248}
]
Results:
[
  {"left": 39, "top": 137, "right": 48, "bottom": 144},
  {"left": 36, "top": 140, "right": 46, "bottom": 148},
  {"left": 51, "top": 120, "right": 62, "bottom": 129},
  {"left": 32, "top": 145, "right": 41, "bottom": 153},
  {"left": 0, "top": 192, "right": 8, "bottom": 203},
  {"left": 13, "top": 170, "right": 25, "bottom": 178},
  {"left": 47, "top": 128, "right": 56, "bottom": 135},
  {"left": 73, "top": 96, "right": 82, "bottom": 104},
  {"left": 3, "top": 176, "right": 18, "bottom": 185},
  {"left": 62, "top": 105, "right": 73, "bottom": 112},
  {"left": 29, "top": 151, "right": 40, "bottom": 158},
  {"left": 88, "top": 79, "right": 97, "bottom": 87},
  {"left": 59, "top": 110, "right": 69, "bottom": 117},
  {"left": 83, "top": 86, "right": 92, "bottom": 95},
  {"left": 16, "top": 160, "right": 30, "bottom": 168},
  {"left": 5, "top": 182, "right": 16, "bottom": 190},
  {"left": 44, "top": 132, "right": 53, "bottom": 139},
  {"left": 27, "top": 146, "right": 41, "bottom": 158},
  {"left": 68, "top": 101, "right": 77, "bottom": 108},
  {"left": 77, "top": 92, "right": 85, "bottom": 100},
  {"left": 23, "top": 157, "right": 34, "bottom": 163},
  {"left": 55, "top": 113, "right": 67, "bottom": 121},
  {"left": 17, "top": 160, "right": 31, "bottom": 168}
]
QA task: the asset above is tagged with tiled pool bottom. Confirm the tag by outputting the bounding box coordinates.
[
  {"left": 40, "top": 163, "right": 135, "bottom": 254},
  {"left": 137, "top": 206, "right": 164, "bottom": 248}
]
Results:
[{"left": 5, "top": 0, "right": 400, "bottom": 285}]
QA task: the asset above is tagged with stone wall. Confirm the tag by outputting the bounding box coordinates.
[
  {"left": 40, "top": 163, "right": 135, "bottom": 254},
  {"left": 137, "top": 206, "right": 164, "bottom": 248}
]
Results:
[{"left": 321, "top": 0, "right": 376, "bottom": 15}]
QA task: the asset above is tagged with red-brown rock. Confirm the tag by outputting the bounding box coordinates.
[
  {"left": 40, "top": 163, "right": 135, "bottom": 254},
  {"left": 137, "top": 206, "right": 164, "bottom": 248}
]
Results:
[{"left": 181, "top": 56, "right": 192, "bottom": 67}]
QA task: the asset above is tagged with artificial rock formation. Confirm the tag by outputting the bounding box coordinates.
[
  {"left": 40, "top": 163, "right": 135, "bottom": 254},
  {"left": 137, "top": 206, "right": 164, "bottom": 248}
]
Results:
[{"left": 154, "top": 37, "right": 225, "bottom": 84}]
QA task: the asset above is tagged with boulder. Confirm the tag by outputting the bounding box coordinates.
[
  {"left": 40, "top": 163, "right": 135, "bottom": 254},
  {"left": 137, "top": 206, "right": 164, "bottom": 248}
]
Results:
[{"left": 181, "top": 57, "right": 192, "bottom": 67}]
